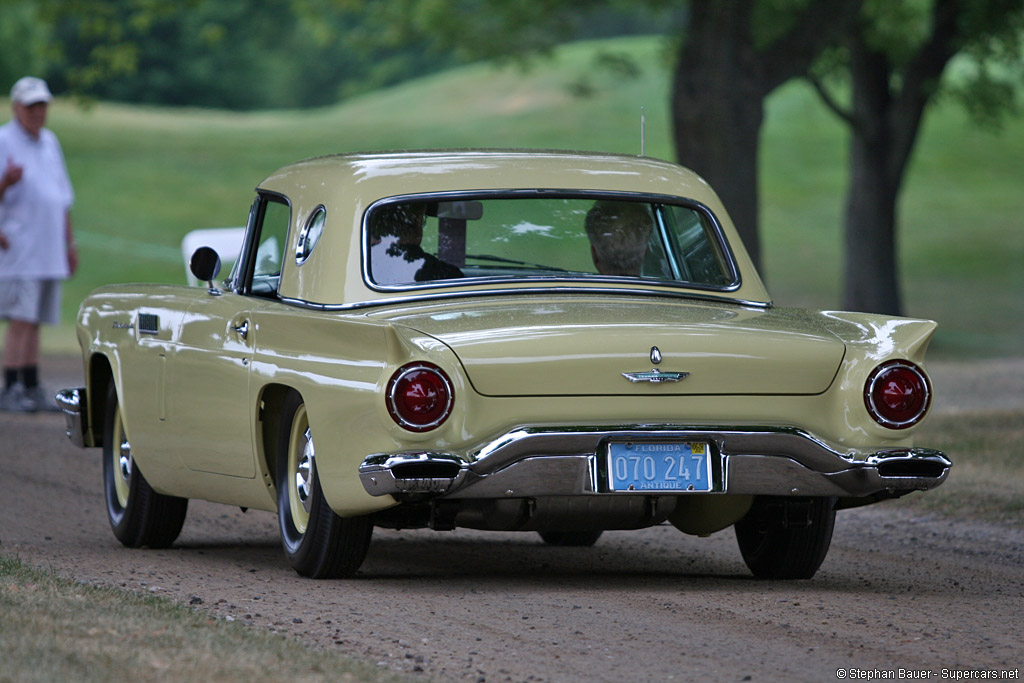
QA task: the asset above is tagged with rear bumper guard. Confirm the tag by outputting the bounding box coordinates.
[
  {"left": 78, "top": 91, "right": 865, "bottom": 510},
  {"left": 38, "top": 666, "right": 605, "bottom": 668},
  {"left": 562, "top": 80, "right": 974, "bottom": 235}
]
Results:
[
  {"left": 56, "top": 387, "right": 87, "bottom": 448},
  {"left": 358, "top": 425, "right": 951, "bottom": 501}
]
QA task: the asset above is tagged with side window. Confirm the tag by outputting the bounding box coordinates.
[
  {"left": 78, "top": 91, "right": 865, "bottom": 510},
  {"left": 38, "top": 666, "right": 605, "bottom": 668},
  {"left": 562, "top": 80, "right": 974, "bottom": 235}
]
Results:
[
  {"left": 661, "top": 205, "right": 732, "bottom": 287},
  {"left": 246, "top": 196, "right": 291, "bottom": 297}
]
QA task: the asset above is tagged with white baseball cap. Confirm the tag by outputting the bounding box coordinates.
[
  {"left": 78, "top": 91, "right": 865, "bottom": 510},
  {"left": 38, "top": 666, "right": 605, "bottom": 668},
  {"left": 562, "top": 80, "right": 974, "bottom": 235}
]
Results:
[{"left": 10, "top": 77, "right": 53, "bottom": 105}]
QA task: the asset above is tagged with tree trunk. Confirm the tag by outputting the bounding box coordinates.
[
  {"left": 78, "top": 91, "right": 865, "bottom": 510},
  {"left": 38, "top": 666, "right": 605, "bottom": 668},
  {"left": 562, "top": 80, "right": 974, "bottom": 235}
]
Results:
[
  {"left": 671, "top": 0, "right": 865, "bottom": 274},
  {"left": 671, "top": 2, "right": 766, "bottom": 269},
  {"left": 839, "top": 0, "right": 964, "bottom": 315},
  {"left": 842, "top": 131, "right": 903, "bottom": 315},
  {"left": 841, "top": 43, "right": 904, "bottom": 315},
  {"left": 671, "top": 52, "right": 765, "bottom": 270}
]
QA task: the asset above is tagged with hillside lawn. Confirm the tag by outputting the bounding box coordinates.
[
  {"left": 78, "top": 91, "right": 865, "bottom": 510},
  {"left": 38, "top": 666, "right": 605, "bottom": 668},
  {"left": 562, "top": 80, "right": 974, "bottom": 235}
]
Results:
[{"left": 25, "top": 36, "right": 1023, "bottom": 359}]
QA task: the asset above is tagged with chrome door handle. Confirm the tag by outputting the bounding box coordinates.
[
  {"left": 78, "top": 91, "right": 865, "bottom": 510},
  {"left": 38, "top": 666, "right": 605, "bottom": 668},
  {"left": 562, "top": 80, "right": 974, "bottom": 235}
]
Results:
[{"left": 231, "top": 320, "right": 249, "bottom": 340}]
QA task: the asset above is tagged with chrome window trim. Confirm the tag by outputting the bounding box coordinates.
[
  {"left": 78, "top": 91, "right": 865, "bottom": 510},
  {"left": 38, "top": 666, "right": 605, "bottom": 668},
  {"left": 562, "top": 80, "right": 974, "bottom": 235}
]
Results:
[
  {"left": 295, "top": 204, "right": 327, "bottom": 265},
  {"left": 277, "top": 286, "right": 773, "bottom": 313},
  {"left": 652, "top": 205, "right": 683, "bottom": 281},
  {"left": 360, "top": 189, "right": 742, "bottom": 294},
  {"left": 229, "top": 190, "right": 292, "bottom": 296}
]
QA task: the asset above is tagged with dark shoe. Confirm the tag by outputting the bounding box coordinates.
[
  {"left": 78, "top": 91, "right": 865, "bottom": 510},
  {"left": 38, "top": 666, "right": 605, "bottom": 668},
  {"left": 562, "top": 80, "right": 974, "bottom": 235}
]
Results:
[
  {"left": 24, "top": 385, "right": 61, "bottom": 413},
  {"left": 0, "top": 384, "right": 38, "bottom": 413}
]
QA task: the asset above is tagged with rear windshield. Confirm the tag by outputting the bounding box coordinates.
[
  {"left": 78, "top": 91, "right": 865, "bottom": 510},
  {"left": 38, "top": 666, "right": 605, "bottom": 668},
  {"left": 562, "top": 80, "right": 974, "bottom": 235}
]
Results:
[{"left": 366, "top": 194, "right": 736, "bottom": 290}]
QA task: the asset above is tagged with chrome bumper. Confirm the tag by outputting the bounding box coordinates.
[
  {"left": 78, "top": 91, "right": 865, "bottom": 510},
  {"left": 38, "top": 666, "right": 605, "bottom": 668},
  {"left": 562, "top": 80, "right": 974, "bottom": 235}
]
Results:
[
  {"left": 55, "top": 387, "right": 87, "bottom": 448},
  {"left": 358, "top": 425, "right": 951, "bottom": 501}
]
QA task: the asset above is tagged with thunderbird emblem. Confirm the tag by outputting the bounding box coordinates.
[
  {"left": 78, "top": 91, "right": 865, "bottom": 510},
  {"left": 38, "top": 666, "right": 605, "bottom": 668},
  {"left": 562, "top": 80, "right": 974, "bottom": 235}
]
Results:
[{"left": 621, "top": 368, "right": 689, "bottom": 383}]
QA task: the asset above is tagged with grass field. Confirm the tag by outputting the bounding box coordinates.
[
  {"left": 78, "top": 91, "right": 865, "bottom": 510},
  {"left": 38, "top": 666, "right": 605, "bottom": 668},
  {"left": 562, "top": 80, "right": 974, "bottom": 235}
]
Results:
[
  {"left": 0, "top": 557, "right": 400, "bottom": 683},
  {"left": 904, "top": 409, "right": 1024, "bottom": 524},
  {"left": 25, "top": 35, "right": 1023, "bottom": 358},
  {"left": 1, "top": 36, "right": 1020, "bottom": 679}
]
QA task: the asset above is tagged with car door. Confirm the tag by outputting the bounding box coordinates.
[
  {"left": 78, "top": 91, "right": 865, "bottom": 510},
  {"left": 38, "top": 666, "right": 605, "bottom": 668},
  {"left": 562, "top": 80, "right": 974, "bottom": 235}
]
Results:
[
  {"left": 169, "top": 195, "right": 292, "bottom": 478},
  {"left": 171, "top": 291, "right": 256, "bottom": 477}
]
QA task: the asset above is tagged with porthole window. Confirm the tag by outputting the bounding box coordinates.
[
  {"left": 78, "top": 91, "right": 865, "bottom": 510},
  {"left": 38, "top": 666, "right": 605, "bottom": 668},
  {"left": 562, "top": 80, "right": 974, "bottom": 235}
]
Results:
[{"left": 295, "top": 205, "right": 326, "bottom": 264}]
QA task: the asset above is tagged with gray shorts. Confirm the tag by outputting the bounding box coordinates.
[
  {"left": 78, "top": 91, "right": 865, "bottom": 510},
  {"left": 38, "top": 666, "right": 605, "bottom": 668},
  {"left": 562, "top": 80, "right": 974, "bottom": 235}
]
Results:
[{"left": 0, "top": 279, "right": 62, "bottom": 325}]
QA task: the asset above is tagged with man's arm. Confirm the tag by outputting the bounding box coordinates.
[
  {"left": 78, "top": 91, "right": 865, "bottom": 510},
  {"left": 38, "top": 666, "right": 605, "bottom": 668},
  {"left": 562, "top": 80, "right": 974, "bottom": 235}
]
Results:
[
  {"left": 0, "top": 157, "right": 21, "bottom": 250},
  {"left": 0, "top": 156, "right": 23, "bottom": 200}
]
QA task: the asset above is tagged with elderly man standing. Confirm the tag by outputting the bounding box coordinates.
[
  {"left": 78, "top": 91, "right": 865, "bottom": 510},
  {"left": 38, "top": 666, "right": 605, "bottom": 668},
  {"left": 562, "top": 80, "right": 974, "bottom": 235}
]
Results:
[{"left": 0, "top": 77, "right": 76, "bottom": 412}]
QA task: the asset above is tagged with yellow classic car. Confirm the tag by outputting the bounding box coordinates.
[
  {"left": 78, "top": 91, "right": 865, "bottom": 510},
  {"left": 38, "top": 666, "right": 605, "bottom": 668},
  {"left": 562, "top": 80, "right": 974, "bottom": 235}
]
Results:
[{"left": 57, "top": 150, "right": 950, "bottom": 579}]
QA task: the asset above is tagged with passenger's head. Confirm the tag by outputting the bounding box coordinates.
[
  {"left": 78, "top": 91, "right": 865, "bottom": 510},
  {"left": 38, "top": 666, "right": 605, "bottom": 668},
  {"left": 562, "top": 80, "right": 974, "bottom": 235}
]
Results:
[{"left": 584, "top": 200, "right": 653, "bottom": 276}]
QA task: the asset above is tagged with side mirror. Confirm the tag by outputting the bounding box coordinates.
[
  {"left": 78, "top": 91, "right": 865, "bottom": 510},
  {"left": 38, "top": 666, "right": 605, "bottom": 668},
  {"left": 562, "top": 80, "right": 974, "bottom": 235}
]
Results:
[{"left": 189, "top": 246, "right": 222, "bottom": 295}]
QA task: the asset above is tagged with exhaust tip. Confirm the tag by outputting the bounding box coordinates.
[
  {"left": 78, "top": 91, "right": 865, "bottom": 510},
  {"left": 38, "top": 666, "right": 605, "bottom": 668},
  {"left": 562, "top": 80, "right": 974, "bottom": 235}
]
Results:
[
  {"left": 392, "top": 461, "right": 463, "bottom": 480},
  {"left": 870, "top": 448, "right": 950, "bottom": 481},
  {"left": 359, "top": 451, "right": 468, "bottom": 496},
  {"left": 877, "top": 459, "right": 948, "bottom": 478}
]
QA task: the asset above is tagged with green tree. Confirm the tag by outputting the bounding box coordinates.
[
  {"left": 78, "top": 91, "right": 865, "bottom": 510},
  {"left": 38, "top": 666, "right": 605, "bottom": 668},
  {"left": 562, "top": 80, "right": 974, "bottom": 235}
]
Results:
[
  {"left": 35, "top": 0, "right": 857, "bottom": 269},
  {"left": 334, "top": 0, "right": 863, "bottom": 269},
  {"left": 669, "top": 0, "right": 863, "bottom": 269},
  {"left": 38, "top": 0, "right": 455, "bottom": 109},
  {"left": 811, "top": 0, "right": 1024, "bottom": 315},
  {"left": 0, "top": 1, "right": 50, "bottom": 88},
  {"left": 363, "top": 0, "right": 1024, "bottom": 307}
]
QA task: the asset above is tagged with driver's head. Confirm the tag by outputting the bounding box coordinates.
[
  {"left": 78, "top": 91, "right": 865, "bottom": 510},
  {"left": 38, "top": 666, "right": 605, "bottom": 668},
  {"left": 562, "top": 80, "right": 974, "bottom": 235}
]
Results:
[{"left": 585, "top": 200, "right": 652, "bottom": 276}]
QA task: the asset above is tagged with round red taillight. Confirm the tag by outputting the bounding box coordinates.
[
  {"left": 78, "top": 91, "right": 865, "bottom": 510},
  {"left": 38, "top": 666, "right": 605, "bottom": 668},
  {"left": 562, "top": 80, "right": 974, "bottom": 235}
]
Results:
[
  {"left": 386, "top": 362, "right": 454, "bottom": 432},
  {"left": 864, "top": 360, "right": 931, "bottom": 429}
]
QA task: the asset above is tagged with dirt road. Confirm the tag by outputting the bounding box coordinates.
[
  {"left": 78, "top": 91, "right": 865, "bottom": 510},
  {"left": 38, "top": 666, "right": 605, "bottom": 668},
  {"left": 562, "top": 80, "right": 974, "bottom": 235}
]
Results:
[{"left": 1, "top": 357, "right": 1021, "bottom": 681}]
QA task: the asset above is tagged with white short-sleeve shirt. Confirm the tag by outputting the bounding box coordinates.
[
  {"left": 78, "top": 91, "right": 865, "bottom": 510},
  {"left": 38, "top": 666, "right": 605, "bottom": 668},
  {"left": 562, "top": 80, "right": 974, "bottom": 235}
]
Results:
[{"left": 0, "top": 120, "right": 75, "bottom": 280}]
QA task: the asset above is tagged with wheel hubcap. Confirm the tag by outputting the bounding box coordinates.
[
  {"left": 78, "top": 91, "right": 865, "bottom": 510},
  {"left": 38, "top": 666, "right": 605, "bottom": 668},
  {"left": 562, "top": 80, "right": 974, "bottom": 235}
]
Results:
[
  {"left": 119, "top": 439, "right": 132, "bottom": 480},
  {"left": 295, "top": 427, "right": 314, "bottom": 514},
  {"left": 287, "top": 405, "right": 313, "bottom": 535},
  {"left": 112, "top": 409, "right": 132, "bottom": 508}
]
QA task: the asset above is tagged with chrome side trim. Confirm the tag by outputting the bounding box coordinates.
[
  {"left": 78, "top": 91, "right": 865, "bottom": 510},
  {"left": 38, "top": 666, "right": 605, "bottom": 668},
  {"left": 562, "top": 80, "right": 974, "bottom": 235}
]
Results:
[
  {"left": 56, "top": 387, "right": 87, "bottom": 448},
  {"left": 277, "top": 286, "right": 773, "bottom": 313},
  {"left": 358, "top": 425, "right": 951, "bottom": 500}
]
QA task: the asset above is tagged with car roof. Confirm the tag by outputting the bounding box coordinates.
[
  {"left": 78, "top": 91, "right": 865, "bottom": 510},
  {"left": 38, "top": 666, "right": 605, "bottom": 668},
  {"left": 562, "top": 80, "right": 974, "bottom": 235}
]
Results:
[
  {"left": 255, "top": 149, "right": 770, "bottom": 308},
  {"left": 261, "top": 149, "right": 715, "bottom": 198}
]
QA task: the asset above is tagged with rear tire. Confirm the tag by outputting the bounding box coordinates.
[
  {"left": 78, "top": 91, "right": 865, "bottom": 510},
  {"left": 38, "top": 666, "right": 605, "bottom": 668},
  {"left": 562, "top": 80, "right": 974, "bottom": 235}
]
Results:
[
  {"left": 103, "top": 379, "right": 187, "bottom": 548},
  {"left": 276, "top": 391, "right": 372, "bottom": 578},
  {"left": 734, "top": 496, "right": 836, "bottom": 579},
  {"left": 538, "top": 530, "right": 604, "bottom": 547}
]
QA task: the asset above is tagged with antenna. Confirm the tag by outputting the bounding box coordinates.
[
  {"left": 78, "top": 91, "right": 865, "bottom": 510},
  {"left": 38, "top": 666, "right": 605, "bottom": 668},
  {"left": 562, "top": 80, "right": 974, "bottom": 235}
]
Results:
[{"left": 640, "top": 106, "right": 646, "bottom": 157}]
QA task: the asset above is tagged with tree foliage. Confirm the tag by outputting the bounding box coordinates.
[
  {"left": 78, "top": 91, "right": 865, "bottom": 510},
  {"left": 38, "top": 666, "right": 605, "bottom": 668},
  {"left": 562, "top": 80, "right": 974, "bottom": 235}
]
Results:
[
  {"left": 670, "top": 0, "right": 863, "bottom": 269},
  {"left": 323, "top": 0, "right": 678, "bottom": 63},
  {"left": 328, "top": 0, "right": 864, "bottom": 269},
  {"left": 33, "top": 0, "right": 457, "bottom": 109},
  {"left": 0, "top": 1, "right": 51, "bottom": 87},
  {"left": 810, "top": 0, "right": 1024, "bottom": 314},
  {"left": 18, "top": 0, "right": 1024, "bottom": 316},
  {"left": 26, "top": 0, "right": 673, "bottom": 110}
]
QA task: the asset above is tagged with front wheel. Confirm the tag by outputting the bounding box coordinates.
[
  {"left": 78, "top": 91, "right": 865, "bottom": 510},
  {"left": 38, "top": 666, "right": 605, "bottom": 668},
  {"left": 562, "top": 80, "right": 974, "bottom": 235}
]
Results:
[
  {"left": 276, "top": 391, "right": 372, "bottom": 578},
  {"left": 734, "top": 496, "right": 836, "bottom": 579},
  {"left": 102, "top": 379, "right": 187, "bottom": 548}
]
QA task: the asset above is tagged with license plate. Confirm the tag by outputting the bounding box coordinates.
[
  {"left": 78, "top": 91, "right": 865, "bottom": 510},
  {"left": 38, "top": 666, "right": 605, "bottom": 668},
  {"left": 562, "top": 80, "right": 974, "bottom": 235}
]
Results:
[{"left": 607, "top": 442, "right": 712, "bottom": 492}]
